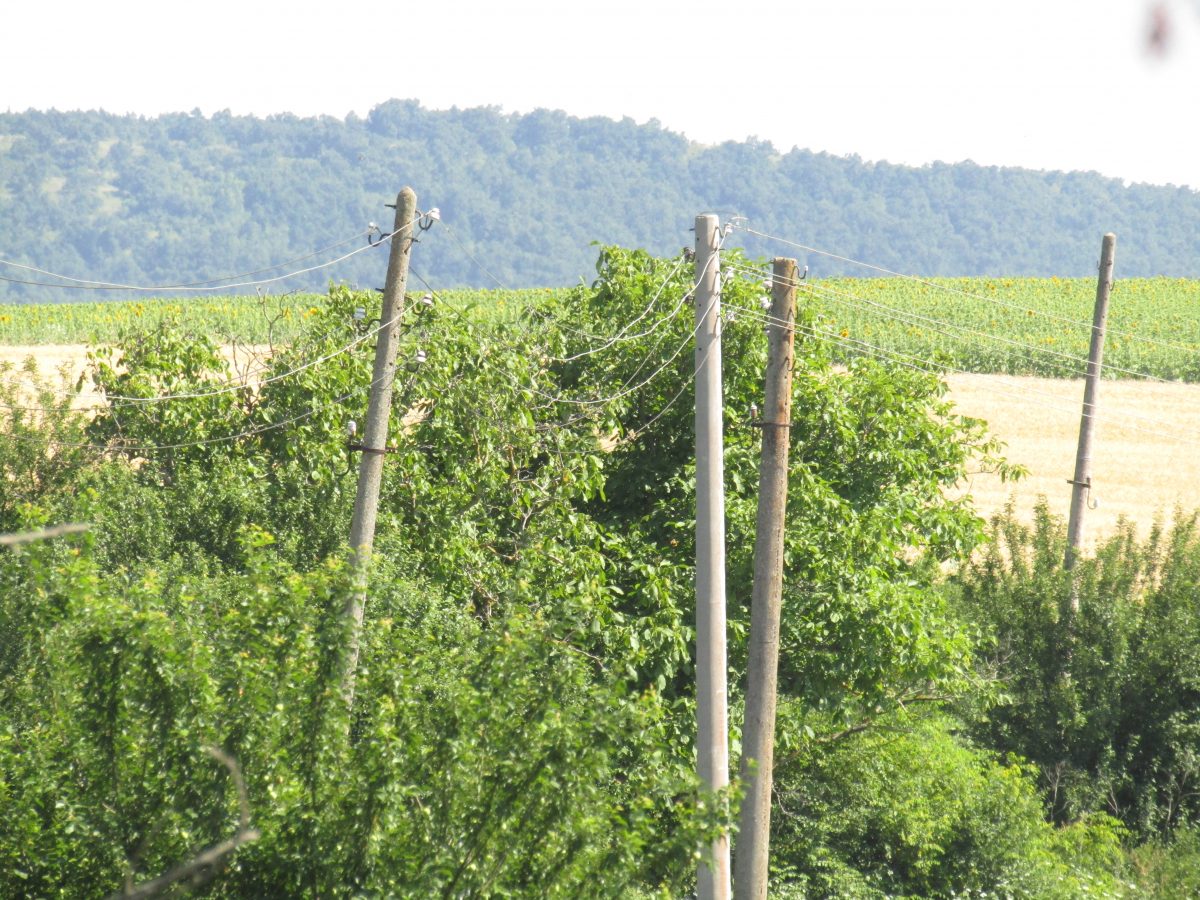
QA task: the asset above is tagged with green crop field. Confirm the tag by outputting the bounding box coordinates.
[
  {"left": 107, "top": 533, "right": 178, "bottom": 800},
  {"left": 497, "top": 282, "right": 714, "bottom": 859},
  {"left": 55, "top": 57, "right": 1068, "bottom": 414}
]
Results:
[
  {"left": 3, "top": 277, "right": 1199, "bottom": 381},
  {"left": 0, "top": 295, "right": 320, "bottom": 345},
  {"left": 806, "top": 276, "right": 1200, "bottom": 382},
  {"left": 0, "top": 288, "right": 562, "bottom": 345}
]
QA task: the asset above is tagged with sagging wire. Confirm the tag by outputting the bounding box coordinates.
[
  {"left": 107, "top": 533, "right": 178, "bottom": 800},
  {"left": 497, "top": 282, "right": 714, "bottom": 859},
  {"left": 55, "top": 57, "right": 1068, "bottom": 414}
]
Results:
[
  {"left": 5, "top": 290, "right": 443, "bottom": 455},
  {"left": 2, "top": 208, "right": 441, "bottom": 445},
  {"left": 724, "top": 295, "right": 1200, "bottom": 445},
  {"left": 727, "top": 259, "right": 1180, "bottom": 384},
  {"left": 549, "top": 252, "right": 691, "bottom": 363},
  {"left": 0, "top": 296, "right": 420, "bottom": 414},
  {"left": 0, "top": 227, "right": 380, "bottom": 292},
  {"left": 728, "top": 260, "right": 1100, "bottom": 377},
  {"left": 4, "top": 363, "right": 393, "bottom": 455},
  {"left": 730, "top": 222, "right": 1200, "bottom": 363},
  {"left": 0, "top": 210, "right": 438, "bottom": 407},
  {"left": 405, "top": 235, "right": 717, "bottom": 417}
]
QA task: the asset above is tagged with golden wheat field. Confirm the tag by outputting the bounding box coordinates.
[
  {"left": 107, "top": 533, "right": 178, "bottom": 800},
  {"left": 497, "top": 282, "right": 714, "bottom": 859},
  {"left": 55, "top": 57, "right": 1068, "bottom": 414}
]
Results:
[
  {"left": 945, "top": 373, "right": 1200, "bottom": 544},
  {"left": 0, "top": 344, "right": 267, "bottom": 408}
]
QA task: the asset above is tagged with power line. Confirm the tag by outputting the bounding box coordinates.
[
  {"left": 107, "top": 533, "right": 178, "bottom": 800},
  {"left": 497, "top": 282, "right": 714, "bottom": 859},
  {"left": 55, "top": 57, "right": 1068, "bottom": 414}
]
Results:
[
  {"left": 407, "top": 257, "right": 715, "bottom": 424},
  {"left": 2, "top": 211, "right": 441, "bottom": 439},
  {"left": 436, "top": 219, "right": 512, "bottom": 291},
  {"left": 525, "top": 256, "right": 720, "bottom": 409},
  {"left": 550, "top": 253, "right": 690, "bottom": 363},
  {"left": 0, "top": 308, "right": 407, "bottom": 413},
  {"left": 732, "top": 223, "right": 1200, "bottom": 361},
  {"left": 0, "top": 216, "right": 420, "bottom": 293},
  {"left": 533, "top": 234, "right": 731, "bottom": 403},
  {"left": 626, "top": 345, "right": 708, "bottom": 440},
  {"left": 727, "top": 299, "right": 1200, "bottom": 445},
  {"left": 735, "top": 299, "right": 1086, "bottom": 416},
  {"left": 2, "top": 327, "right": 435, "bottom": 455},
  {"left": 726, "top": 261, "right": 1176, "bottom": 384},
  {"left": 409, "top": 234, "right": 720, "bottom": 412},
  {"left": 1, "top": 212, "right": 440, "bottom": 406},
  {"left": 0, "top": 228, "right": 373, "bottom": 292},
  {"left": 423, "top": 261, "right": 1200, "bottom": 454}
]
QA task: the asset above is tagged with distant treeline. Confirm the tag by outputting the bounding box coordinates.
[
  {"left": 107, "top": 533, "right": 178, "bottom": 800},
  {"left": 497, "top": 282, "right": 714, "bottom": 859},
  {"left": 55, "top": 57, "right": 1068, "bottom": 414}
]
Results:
[{"left": 2, "top": 100, "right": 1199, "bottom": 300}]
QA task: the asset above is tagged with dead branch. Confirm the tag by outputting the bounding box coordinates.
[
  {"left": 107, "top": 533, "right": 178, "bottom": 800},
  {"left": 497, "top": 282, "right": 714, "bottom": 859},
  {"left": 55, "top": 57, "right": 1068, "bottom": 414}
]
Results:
[
  {"left": 0, "top": 523, "right": 91, "bottom": 546},
  {"left": 110, "top": 747, "right": 259, "bottom": 900}
]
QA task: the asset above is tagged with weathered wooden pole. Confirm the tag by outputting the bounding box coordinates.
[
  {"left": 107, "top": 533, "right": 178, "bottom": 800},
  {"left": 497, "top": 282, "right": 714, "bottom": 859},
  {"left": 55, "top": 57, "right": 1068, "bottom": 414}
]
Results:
[
  {"left": 1064, "top": 232, "right": 1116, "bottom": 610},
  {"left": 734, "top": 258, "right": 797, "bottom": 900},
  {"left": 342, "top": 187, "right": 417, "bottom": 704}
]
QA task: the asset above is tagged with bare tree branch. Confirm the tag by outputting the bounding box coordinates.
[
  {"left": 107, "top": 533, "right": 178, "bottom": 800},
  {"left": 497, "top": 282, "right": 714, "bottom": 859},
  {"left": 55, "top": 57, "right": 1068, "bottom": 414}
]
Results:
[
  {"left": 0, "top": 523, "right": 91, "bottom": 546},
  {"left": 109, "top": 747, "right": 259, "bottom": 900}
]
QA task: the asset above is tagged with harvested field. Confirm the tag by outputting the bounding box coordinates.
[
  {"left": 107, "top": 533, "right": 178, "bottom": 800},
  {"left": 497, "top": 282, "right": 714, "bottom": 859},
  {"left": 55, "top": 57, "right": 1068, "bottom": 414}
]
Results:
[
  {"left": 0, "top": 343, "right": 269, "bottom": 407},
  {"left": 946, "top": 373, "right": 1200, "bottom": 545}
]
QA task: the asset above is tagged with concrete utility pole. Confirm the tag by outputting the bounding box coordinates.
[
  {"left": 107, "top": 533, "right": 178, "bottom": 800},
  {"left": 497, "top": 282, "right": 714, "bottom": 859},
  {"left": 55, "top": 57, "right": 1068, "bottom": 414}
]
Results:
[
  {"left": 1064, "top": 232, "right": 1116, "bottom": 603},
  {"left": 342, "top": 187, "right": 417, "bottom": 704},
  {"left": 694, "top": 213, "right": 731, "bottom": 900},
  {"left": 734, "top": 258, "right": 797, "bottom": 900}
]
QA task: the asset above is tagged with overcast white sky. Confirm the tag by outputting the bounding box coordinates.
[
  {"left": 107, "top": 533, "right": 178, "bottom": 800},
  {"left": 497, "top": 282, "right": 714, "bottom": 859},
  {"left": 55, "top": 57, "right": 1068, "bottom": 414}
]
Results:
[{"left": 4, "top": 0, "right": 1199, "bottom": 189}]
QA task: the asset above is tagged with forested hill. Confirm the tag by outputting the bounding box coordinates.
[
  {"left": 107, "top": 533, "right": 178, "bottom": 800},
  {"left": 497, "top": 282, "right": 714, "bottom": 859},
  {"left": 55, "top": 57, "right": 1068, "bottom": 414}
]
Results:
[{"left": 2, "top": 100, "right": 1199, "bottom": 300}]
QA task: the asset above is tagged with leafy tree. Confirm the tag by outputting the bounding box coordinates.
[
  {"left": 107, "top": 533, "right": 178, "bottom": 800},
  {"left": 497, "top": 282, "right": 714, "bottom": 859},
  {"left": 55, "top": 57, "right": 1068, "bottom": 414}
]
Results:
[
  {"left": 0, "top": 534, "right": 719, "bottom": 897},
  {"left": 769, "top": 712, "right": 1128, "bottom": 899},
  {"left": 956, "top": 502, "right": 1200, "bottom": 837},
  {"left": 2, "top": 248, "right": 1168, "bottom": 896}
]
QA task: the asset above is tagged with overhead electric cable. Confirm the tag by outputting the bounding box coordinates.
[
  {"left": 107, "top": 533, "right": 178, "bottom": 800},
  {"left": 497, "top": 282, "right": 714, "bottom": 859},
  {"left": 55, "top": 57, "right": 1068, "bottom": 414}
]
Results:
[
  {"left": 727, "top": 261, "right": 1180, "bottom": 384},
  {"left": 550, "top": 253, "right": 690, "bottom": 363},
  {"left": 436, "top": 219, "right": 511, "bottom": 291},
  {"left": 6, "top": 296, "right": 442, "bottom": 454},
  {"left": 408, "top": 254, "right": 717, "bottom": 416},
  {"left": 0, "top": 216, "right": 419, "bottom": 293},
  {"left": 0, "top": 229, "right": 373, "bottom": 291},
  {"left": 731, "top": 223, "right": 1200, "bottom": 361},
  {"left": 727, "top": 299, "right": 1200, "bottom": 444},
  {"left": 0, "top": 309, "right": 407, "bottom": 414}
]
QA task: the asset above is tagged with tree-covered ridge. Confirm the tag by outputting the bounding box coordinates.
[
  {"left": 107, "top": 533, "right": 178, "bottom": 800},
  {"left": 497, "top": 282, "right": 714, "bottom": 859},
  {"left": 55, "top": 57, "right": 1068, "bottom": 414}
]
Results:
[{"left": 2, "top": 101, "right": 1199, "bottom": 301}]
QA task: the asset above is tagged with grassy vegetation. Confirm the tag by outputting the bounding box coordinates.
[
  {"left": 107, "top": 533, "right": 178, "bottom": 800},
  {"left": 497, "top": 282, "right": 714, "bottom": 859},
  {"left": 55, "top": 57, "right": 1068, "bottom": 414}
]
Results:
[{"left": 3, "top": 277, "right": 1199, "bottom": 381}]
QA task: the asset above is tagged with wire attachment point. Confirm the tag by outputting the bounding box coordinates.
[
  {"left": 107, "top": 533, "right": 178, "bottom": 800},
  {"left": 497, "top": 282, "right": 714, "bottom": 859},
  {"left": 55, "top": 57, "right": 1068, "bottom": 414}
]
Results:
[{"left": 347, "top": 442, "right": 397, "bottom": 456}]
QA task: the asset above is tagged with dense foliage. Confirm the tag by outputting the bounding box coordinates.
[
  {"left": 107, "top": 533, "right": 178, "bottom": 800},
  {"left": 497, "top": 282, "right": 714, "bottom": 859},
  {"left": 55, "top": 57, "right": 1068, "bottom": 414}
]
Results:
[
  {"left": 3, "top": 103, "right": 1200, "bottom": 304},
  {"left": 2, "top": 246, "right": 1200, "bottom": 895},
  {"left": 958, "top": 504, "right": 1200, "bottom": 837}
]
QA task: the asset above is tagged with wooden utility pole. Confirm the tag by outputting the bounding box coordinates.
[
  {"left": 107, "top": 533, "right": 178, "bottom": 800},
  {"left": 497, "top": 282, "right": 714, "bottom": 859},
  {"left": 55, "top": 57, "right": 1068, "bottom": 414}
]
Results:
[
  {"left": 342, "top": 187, "right": 417, "bottom": 703},
  {"left": 1064, "top": 232, "right": 1116, "bottom": 603},
  {"left": 694, "top": 213, "right": 731, "bottom": 900},
  {"left": 734, "top": 258, "right": 797, "bottom": 900}
]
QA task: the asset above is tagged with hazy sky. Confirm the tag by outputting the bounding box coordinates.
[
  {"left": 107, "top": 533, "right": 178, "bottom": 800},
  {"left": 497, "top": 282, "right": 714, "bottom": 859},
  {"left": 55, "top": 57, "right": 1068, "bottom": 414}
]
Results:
[{"left": 5, "top": 0, "right": 1199, "bottom": 189}]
